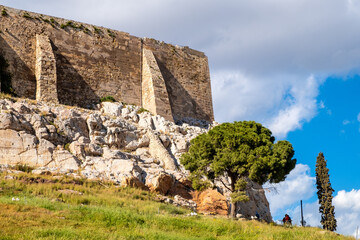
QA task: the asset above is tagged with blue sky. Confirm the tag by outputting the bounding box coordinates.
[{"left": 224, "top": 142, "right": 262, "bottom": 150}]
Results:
[
  {"left": 289, "top": 76, "right": 360, "bottom": 191},
  {"left": 266, "top": 76, "right": 360, "bottom": 234},
  {"left": 1, "top": 0, "right": 360, "bottom": 236}
]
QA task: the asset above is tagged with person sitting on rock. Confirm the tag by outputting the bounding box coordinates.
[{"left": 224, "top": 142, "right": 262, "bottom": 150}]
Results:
[{"left": 282, "top": 214, "right": 292, "bottom": 225}]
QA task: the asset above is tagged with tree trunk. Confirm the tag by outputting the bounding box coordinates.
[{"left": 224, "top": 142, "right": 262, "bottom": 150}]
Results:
[{"left": 231, "top": 201, "right": 238, "bottom": 219}]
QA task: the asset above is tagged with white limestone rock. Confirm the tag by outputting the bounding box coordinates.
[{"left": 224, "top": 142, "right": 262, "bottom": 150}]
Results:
[{"left": 100, "top": 102, "right": 123, "bottom": 116}]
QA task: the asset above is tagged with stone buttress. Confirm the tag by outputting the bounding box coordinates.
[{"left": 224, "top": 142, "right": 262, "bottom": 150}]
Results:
[{"left": 35, "top": 34, "right": 58, "bottom": 104}]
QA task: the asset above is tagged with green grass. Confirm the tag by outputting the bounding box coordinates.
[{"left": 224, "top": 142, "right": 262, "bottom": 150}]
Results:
[
  {"left": 137, "top": 107, "right": 149, "bottom": 114},
  {"left": 100, "top": 96, "right": 116, "bottom": 103},
  {"left": 0, "top": 172, "right": 353, "bottom": 240}
]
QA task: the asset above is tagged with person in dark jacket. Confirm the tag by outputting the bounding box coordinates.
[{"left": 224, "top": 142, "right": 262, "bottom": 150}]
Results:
[{"left": 282, "top": 214, "right": 292, "bottom": 225}]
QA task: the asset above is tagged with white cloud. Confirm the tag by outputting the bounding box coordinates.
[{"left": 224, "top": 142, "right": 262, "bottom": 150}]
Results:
[
  {"left": 357, "top": 113, "right": 360, "bottom": 122},
  {"left": 212, "top": 72, "right": 324, "bottom": 138},
  {"left": 343, "top": 120, "right": 350, "bottom": 125},
  {"left": 319, "top": 101, "right": 325, "bottom": 109},
  {"left": 211, "top": 71, "right": 287, "bottom": 124},
  {"left": 276, "top": 189, "right": 360, "bottom": 236},
  {"left": 265, "top": 76, "right": 324, "bottom": 138},
  {"left": 264, "top": 164, "right": 316, "bottom": 215},
  {"left": 333, "top": 189, "right": 360, "bottom": 236}
]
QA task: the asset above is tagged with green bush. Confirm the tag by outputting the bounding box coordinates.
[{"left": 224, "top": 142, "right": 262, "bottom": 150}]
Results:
[
  {"left": 100, "top": 96, "right": 116, "bottom": 103},
  {"left": 22, "top": 12, "right": 32, "bottom": 19},
  {"left": 12, "top": 164, "right": 34, "bottom": 173},
  {"left": 1, "top": 8, "right": 8, "bottom": 16},
  {"left": 64, "top": 143, "right": 71, "bottom": 152},
  {"left": 93, "top": 26, "right": 102, "bottom": 34},
  {"left": 60, "top": 21, "right": 81, "bottom": 30},
  {"left": 107, "top": 29, "right": 116, "bottom": 38},
  {"left": 137, "top": 107, "right": 149, "bottom": 114}
]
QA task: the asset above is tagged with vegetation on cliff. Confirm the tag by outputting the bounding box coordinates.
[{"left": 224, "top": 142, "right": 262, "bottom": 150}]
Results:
[
  {"left": 181, "top": 121, "right": 297, "bottom": 218},
  {"left": 0, "top": 170, "right": 352, "bottom": 240}
]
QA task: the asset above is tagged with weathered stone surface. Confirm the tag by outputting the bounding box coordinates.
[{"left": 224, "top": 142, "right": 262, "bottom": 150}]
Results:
[
  {"left": 168, "top": 181, "right": 193, "bottom": 200},
  {"left": 174, "top": 138, "right": 190, "bottom": 153},
  {"left": 35, "top": 34, "right": 58, "bottom": 104},
  {"left": 192, "top": 189, "right": 229, "bottom": 215},
  {"left": 57, "top": 117, "right": 89, "bottom": 141},
  {"left": 159, "top": 135, "right": 171, "bottom": 148},
  {"left": 121, "top": 176, "right": 149, "bottom": 191},
  {"left": 0, "top": 5, "right": 213, "bottom": 122},
  {"left": 0, "top": 112, "right": 33, "bottom": 132},
  {"left": 237, "top": 181, "right": 272, "bottom": 222},
  {"left": 138, "top": 112, "right": 155, "bottom": 130},
  {"left": 142, "top": 48, "right": 173, "bottom": 122},
  {"left": 53, "top": 149, "right": 79, "bottom": 171},
  {"left": 101, "top": 102, "right": 123, "bottom": 117},
  {"left": 148, "top": 172, "right": 174, "bottom": 195},
  {"left": 148, "top": 132, "right": 177, "bottom": 170},
  {"left": 37, "top": 139, "right": 55, "bottom": 166},
  {"left": 0, "top": 129, "right": 38, "bottom": 165}
]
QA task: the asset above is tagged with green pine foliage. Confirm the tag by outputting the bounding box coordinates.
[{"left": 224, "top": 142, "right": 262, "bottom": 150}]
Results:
[
  {"left": 315, "top": 152, "right": 337, "bottom": 231},
  {"left": 181, "top": 121, "right": 296, "bottom": 217}
]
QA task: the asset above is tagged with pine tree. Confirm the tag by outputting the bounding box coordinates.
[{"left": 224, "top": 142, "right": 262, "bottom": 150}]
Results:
[
  {"left": 315, "top": 152, "right": 337, "bottom": 231},
  {"left": 181, "top": 121, "right": 296, "bottom": 218}
]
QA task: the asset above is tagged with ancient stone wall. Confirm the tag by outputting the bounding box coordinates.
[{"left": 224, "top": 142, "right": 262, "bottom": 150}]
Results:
[
  {"left": 143, "top": 39, "right": 214, "bottom": 122},
  {"left": 0, "top": 5, "right": 214, "bottom": 121}
]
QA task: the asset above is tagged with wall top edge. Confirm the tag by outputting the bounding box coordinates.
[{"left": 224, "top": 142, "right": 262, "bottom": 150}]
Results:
[{"left": 0, "top": 4, "right": 207, "bottom": 57}]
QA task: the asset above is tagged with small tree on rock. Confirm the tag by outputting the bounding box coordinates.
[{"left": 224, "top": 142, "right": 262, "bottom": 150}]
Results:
[
  {"left": 315, "top": 152, "right": 337, "bottom": 231},
  {"left": 180, "top": 121, "right": 296, "bottom": 218}
]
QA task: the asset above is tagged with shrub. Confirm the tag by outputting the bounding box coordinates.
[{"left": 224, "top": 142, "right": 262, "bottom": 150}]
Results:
[
  {"left": 93, "top": 26, "right": 102, "bottom": 34},
  {"left": 100, "top": 96, "right": 116, "bottom": 103},
  {"left": 22, "top": 12, "right": 32, "bottom": 19},
  {"left": 64, "top": 143, "right": 71, "bottom": 152},
  {"left": 1, "top": 8, "right": 8, "bottom": 16},
  {"left": 107, "top": 29, "right": 116, "bottom": 38},
  {"left": 12, "top": 164, "right": 34, "bottom": 173},
  {"left": 60, "top": 21, "right": 81, "bottom": 30},
  {"left": 137, "top": 107, "right": 149, "bottom": 114}
]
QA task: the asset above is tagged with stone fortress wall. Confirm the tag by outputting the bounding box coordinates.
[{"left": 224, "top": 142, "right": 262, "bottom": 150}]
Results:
[{"left": 0, "top": 5, "right": 214, "bottom": 122}]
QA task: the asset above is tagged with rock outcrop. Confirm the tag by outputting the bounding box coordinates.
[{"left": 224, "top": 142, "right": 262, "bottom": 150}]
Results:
[
  {"left": 192, "top": 189, "right": 229, "bottom": 215},
  {"left": 0, "top": 98, "right": 272, "bottom": 221}
]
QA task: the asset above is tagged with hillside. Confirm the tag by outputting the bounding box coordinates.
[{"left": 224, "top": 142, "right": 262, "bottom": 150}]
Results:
[
  {"left": 0, "top": 170, "right": 353, "bottom": 240},
  {"left": 0, "top": 94, "right": 271, "bottom": 221}
]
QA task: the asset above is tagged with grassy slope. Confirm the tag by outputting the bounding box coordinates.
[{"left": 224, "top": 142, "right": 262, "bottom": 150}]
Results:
[{"left": 0, "top": 172, "right": 354, "bottom": 240}]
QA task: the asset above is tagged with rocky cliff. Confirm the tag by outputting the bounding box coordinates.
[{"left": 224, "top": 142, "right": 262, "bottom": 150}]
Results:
[{"left": 0, "top": 96, "right": 272, "bottom": 222}]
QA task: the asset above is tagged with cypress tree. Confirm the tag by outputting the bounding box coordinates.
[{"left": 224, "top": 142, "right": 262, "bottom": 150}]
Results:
[{"left": 315, "top": 152, "right": 337, "bottom": 231}]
